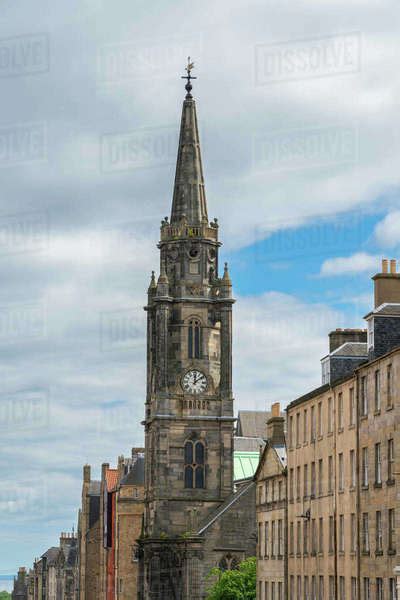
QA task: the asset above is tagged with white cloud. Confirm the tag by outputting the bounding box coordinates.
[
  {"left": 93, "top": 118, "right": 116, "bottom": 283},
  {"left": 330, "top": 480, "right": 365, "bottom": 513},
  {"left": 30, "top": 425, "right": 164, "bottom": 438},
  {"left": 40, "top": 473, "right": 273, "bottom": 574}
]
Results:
[
  {"left": 374, "top": 210, "right": 400, "bottom": 248},
  {"left": 319, "top": 252, "right": 380, "bottom": 276}
]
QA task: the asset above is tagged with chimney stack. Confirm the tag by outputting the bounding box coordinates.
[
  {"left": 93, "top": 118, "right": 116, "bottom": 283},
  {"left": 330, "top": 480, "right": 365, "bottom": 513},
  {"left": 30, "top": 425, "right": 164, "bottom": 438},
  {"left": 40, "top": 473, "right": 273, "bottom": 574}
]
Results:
[
  {"left": 266, "top": 402, "right": 285, "bottom": 446},
  {"left": 83, "top": 464, "right": 91, "bottom": 483},
  {"left": 373, "top": 258, "right": 400, "bottom": 307},
  {"left": 329, "top": 328, "right": 367, "bottom": 353}
]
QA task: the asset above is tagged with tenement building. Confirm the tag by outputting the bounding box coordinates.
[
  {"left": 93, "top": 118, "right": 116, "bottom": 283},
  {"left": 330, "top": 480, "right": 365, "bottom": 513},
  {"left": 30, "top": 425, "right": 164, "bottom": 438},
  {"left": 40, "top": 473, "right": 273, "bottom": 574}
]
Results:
[
  {"left": 255, "top": 404, "right": 287, "bottom": 600},
  {"left": 284, "top": 260, "right": 399, "bottom": 600},
  {"left": 137, "top": 65, "right": 256, "bottom": 600}
]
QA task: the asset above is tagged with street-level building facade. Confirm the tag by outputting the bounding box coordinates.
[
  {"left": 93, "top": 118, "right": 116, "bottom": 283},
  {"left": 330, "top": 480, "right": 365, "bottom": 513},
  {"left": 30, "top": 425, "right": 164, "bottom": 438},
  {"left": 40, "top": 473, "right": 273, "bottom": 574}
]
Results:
[{"left": 285, "top": 260, "right": 399, "bottom": 600}]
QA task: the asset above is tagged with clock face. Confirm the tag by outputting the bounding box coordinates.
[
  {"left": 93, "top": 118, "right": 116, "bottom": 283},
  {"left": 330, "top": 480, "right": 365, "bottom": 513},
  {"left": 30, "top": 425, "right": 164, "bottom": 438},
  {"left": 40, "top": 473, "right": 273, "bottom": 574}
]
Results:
[{"left": 182, "top": 370, "right": 208, "bottom": 394}]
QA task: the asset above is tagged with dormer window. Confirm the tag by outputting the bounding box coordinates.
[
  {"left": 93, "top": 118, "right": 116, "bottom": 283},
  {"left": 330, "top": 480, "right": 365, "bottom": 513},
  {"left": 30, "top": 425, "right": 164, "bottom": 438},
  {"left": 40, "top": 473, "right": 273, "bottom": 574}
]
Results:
[
  {"left": 321, "top": 358, "right": 330, "bottom": 385},
  {"left": 367, "top": 318, "right": 374, "bottom": 349}
]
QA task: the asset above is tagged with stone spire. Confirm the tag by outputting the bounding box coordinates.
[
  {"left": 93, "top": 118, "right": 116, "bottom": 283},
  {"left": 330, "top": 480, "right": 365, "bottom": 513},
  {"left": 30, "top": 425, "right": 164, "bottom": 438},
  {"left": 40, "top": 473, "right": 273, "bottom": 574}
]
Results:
[{"left": 170, "top": 60, "right": 208, "bottom": 226}]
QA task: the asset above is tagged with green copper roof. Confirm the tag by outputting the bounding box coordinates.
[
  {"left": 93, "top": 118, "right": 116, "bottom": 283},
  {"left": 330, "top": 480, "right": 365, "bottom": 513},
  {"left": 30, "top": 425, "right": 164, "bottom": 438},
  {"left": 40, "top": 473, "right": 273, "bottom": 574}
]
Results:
[{"left": 234, "top": 451, "right": 260, "bottom": 481}]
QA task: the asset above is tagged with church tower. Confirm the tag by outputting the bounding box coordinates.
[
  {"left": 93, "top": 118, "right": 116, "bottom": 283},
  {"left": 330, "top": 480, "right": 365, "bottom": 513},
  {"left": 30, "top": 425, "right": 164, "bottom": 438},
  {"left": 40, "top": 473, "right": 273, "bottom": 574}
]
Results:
[{"left": 139, "top": 64, "right": 235, "bottom": 599}]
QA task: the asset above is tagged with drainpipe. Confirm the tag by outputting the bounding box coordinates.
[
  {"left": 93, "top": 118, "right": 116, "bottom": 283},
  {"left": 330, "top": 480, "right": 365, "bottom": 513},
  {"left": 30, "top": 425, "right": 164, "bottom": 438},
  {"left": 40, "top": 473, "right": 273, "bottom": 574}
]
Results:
[
  {"left": 355, "top": 370, "right": 361, "bottom": 600},
  {"left": 333, "top": 386, "right": 338, "bottom": 600}
]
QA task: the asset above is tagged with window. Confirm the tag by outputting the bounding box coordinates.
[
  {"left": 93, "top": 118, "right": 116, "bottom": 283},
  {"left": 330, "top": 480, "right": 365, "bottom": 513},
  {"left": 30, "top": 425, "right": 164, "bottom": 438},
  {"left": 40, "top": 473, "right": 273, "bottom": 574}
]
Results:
[
  {"left": 349, "top": 387, "right": 355, "bottom": 426},
  {"left": 329, "top": 516, "right": 334, "bottom": 553},
  {"left": 271, "top": 521, "right": 275, "bottom": 557},
  {"left": 362, "top": 513, "right": 369, "bottom": 553},
  {"left": 289, "top": 416, "right": 294, "bottom": 448},
  {"left": 289, "top": 469, "right": 294, "bottom": 501},
  {"left": 184, "top": 439, "right": 205, "bottom": 488},
  {"left": 389, "top": 579, "right": 397, "bottom": 600},
  {"left": 289, "top": 578, "right": 294, "bottom": 600},
  {"left": 350, "top": 513, "right": 356, "bottom": 553},
  {"left": 368, "top": 317, "right": 374, "bottom": 348},
  {"left": 362, "top": 447, "right": 369, "bottom": 487},
  {"left": 318, "top": 459, "right": 323, "bottom": 496},
  {"left": 329, "top": 577, "right": 335, "bottom": 600},
  {"left": 264, "top": 522, "right": 269, "bottom": 557},
  {"left": 374, "top": 370, "right": 381, "bottom": 412},
  {"left": 311, "top": 462, "right": 316, "bottom": 497},
  {"left": 258, "top": 523, "right": 263, "bottom": 558},
  {"left": 339, "top": 577, "right": 345, "bottom": 600},
  {"left": 304, "top": 464, "right": 308, "bottom": 498},
  {"left": 338, "top": 392, "right": 343, "bottom": 429},
  {"left": 311, "top": 406, "right": 316, "bottom": 441},
  {"left": 312, "top": 576, "right": 316, "bottom": 600},
  {"left": 272, "top": 582, "right": 276, "bottom": 600},
  {"left": 328, "top": 456, "right": 333, "bottom": 493},
  {"left": 375, "top": 511, "right": 382, "bottom": 553},
  {"left": 289, "top": 521, "right": 294, "bottom": 555},
  {"left": 388, "top": 508, "right": 396, "bottom": 552},
  {"left": 363, "top": 578, "right": 370, "bottom": 600},
  {"left": 278, "top": 582, "right": 283, "bottom": 600},
  {"left": 388, "top": 438, "right": 395, "bottom": 482},
  {"left": 188, "top": 319, "right": 201, "bottom": 358},
  {"left": 272, "top": 480, "right": 275, "bottom": 502},
  {"left": 265, "top": 582, "right": 269, "bottom": 600},
  {"left": 376, "top": 579, "right": 383, "bottom": 600},
  {"left": 303, "top": 519, "right": 309, "bottom": 555},
  {"left": 297, "top": 521, "right": 301, "bottom": 555},
  {"left": 303, "top": 409, "right": 308, "bottom": 444},
  {"left": 297, "top": 466, "right": 301, "bottom": 500},
  {"left": 265, "top": 480, "right": 269, "bottom": 502},
  {"left": 350, "top": 450, "right": 356, "bottom": 488},
  {"left": 278, "top": 480, "right": 282, "bottom": 500},
  {"left": 351, "top": 578, "right": 357, "bottom": 600},
  {"left": 258, "top": 485, "right": 263, "bottom": 505},
  {"left": 328, "top": 397, "right": 333, "bottom": 433},
  {"left": 319, "top": 576, "right": 324, "bottom": 600},
  {"left": 322, "top": 358, "right": 330, "bottom": 385},
  {"left": 278, "top": 519, "right": 283, "bottom": 557},
  {"left": 387, "top": 364, "right": 393, "bottom": 407},
  {"left": 297, "top": 576, "right": 302, "bottom": 600},
  {"left": 304, "top": 577, "right": 309, "bottom": 600},
  {"left": 259, "top": 582, "right": 263, "bottom": 600},
  {"left": 339, "top": 514, "right": 345, "bottom": 553},
  {"left": 318, "top": 402, "right": 323, "bottom": 436},
  {"left": 296, "top": 412, "right": 301, "bottom": 446},
  {"left": 338, "top": 453, "right": 344, "bottom": 491},
  {"left": 311, "top": 518, "right": 317, "bottom": 555},
  {"left": 319, "top": 517, "right": 324, "bottom": 554},
  {"left": 361, "top": 376, "right": 368, "bottom": 416},
  {"left": 375, "top": 443, "right": 382, "bottom": 485}
]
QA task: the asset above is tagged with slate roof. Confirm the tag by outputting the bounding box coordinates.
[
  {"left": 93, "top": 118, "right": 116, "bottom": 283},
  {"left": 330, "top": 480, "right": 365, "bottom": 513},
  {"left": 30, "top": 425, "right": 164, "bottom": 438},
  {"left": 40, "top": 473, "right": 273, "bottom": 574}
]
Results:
[
  {"left": 41, "top": 547, "right": 61, "bottom": 566},
  {"left": 331, "top": 342, "right": 368, "bottom": 357},
  {"left": 234, "top": 451, "right": 261, "bottom": 481},
  {"left": 197, "top": 480, "right": 255, "bottom": 535},
  {"left": 120, "top": 455, "right": 145, "bottom": 486},
  {"left": 365, "top": 302, "right": 400, "bottom": 318},
  {"left": 234, "top": 436, "right": 265, "bottom": 452},
  {"left": 88, "top": 481, "right": 100, "bottom": 496},
  {"left": 273, "top": 444, "right": 287, "bottom": 468}
]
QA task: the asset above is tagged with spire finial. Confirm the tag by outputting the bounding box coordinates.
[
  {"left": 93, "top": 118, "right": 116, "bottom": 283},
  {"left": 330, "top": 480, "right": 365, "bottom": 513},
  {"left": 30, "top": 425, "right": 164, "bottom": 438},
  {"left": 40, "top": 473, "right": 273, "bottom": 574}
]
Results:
[{"left": 181, "top": 56, "right": 196, "bottom": 99}]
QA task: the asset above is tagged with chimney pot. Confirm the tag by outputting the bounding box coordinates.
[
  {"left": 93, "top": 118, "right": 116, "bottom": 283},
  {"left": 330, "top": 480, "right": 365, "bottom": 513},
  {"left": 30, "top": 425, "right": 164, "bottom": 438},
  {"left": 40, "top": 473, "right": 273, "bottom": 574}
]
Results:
[
  {"left": 382, "top": 258, "right": 388, "bottom": 273},
  {"left": 390, "top": 259, "right": 397, "bottom": 274}
]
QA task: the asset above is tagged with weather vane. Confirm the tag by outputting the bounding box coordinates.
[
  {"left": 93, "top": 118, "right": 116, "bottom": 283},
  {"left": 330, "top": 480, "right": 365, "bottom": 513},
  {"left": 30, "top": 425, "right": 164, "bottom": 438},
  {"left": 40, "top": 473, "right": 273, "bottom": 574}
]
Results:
[{"left": 181, "top": 56, "right": 196, "bottom": 98}]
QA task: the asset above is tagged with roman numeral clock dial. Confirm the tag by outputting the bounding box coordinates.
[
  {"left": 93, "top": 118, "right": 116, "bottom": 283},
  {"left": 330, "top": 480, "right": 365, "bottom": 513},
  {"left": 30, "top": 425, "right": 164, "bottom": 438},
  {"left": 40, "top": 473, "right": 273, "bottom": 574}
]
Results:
[{"left": 182, "top": 369, "right": 208, "bottom": 394}]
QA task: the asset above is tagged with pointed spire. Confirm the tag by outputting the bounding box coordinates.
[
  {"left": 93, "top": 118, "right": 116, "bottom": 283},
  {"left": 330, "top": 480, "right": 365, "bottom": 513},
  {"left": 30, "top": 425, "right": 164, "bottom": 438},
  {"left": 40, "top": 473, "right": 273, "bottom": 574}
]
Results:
[
  {"left": 147, "top": 270, "right": 157, "bottom": 294},
  {"left": 170, "top": 61, "right": 208, "bottom": 226},
  {"left": 220, "top": 262, "right": 232, "bottom": 299},
  {"left": 156, "top": 262, "right": 169, "bottom": 297}
]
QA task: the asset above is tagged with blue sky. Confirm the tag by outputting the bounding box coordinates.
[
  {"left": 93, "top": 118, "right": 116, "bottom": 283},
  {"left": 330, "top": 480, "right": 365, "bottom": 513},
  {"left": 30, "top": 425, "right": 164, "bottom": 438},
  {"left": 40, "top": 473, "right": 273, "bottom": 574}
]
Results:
[{"left": 0, "top": 0, "right": 400, "bottom": 589}]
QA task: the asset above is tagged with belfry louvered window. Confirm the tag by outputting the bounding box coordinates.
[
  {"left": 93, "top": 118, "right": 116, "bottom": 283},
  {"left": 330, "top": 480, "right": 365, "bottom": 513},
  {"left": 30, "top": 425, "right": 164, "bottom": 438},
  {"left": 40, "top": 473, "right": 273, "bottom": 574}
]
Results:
[
  {"left": 188, "top": 319, "right": 201, "bottom": 359},
  {"left": 184, "top": 440, "right": 205, "bottom": 488}
]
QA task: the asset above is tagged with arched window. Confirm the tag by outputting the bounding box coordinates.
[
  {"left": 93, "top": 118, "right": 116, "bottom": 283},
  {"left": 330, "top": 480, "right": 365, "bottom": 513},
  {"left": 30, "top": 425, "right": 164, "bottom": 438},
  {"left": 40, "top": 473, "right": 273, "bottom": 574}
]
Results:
[
  {"left": 188, "top": 319, "right": 201, "bottom": 359},
  {"left": 184, "top": 440, "right": 205, "bottom": 489},
  {"left": 218, "top": 554, "right": 240, "bottom": 571}
]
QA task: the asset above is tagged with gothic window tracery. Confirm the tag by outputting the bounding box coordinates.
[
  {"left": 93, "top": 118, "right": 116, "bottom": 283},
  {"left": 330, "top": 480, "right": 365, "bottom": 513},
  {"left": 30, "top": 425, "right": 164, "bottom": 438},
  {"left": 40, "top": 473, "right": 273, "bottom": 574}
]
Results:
[
  {"left": 184, "top": 439, "right": 205, "bottom": 488},
  {"left": 218, "top": 554, "right": 240, "bottom": 571}
]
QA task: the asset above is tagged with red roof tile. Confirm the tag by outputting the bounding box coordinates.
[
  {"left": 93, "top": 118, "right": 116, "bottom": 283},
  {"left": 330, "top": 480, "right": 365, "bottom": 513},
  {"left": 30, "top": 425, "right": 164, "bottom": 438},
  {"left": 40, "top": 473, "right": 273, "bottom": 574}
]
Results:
[{"left": 106, "top": 469, "right": 119, "bottom": 492}]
